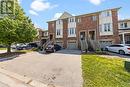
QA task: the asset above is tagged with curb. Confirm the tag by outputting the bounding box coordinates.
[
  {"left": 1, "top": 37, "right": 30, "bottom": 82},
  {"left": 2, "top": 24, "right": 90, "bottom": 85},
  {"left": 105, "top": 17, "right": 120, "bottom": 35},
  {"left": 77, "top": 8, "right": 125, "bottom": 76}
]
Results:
[
  {"left": 0, "top": 55, "right": 18, "bottom": 62},
  {"left": 0, "top": 68, "right": 48, "bottom": 87}
]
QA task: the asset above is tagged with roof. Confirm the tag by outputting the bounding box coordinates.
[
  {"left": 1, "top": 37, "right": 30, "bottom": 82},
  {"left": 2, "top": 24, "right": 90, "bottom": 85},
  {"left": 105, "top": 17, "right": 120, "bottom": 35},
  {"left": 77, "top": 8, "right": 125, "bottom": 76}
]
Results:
[
  {"left": 119, "top": 19, "right": 130, "bottom": 22},
  {"left": 47, "top": 7, "right": 121, "bottom": 23},
  {"left": 47, "top": 12, "right": 73, "bottom": 22}
]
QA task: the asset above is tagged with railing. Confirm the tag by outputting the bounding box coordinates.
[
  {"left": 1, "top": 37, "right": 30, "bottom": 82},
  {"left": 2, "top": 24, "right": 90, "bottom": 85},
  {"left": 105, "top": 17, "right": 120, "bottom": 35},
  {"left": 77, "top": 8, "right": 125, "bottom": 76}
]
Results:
[
  {"left": 88, "top": 39, "right": 100, "bottom": 51},
  {"left": 80, "top": 39, "right": 88, "bottom": 52},
  {"left": 42, "top": 39, "right": 53, "bottom": 50}
]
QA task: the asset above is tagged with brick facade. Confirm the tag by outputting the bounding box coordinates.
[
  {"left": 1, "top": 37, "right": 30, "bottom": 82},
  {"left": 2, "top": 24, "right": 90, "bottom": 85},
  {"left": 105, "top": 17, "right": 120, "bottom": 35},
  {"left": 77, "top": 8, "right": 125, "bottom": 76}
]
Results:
[{"left": 47, "top": 8, "right": 120, "bottom": 49}]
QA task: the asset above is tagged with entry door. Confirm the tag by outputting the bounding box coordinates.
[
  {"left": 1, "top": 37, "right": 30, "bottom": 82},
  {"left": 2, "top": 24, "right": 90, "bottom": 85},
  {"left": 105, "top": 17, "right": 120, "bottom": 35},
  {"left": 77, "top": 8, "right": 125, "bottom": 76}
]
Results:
[
  {"left": 80, "top": 32, "right": 85, "bottom": 40},
  {"left": 50, "top": 34, "right": 53, "bottom": 40}
]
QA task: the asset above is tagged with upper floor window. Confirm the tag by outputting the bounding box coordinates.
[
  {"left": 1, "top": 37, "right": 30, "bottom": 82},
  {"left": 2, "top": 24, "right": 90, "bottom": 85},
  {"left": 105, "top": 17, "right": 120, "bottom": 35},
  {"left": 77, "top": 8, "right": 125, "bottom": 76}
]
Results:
[
  {"left": 56, "top": 29, "right": 61, "bottom": 36},
  {"left": 69, "top": 18, "right": 75, "bottom": 23},
  {"left": 124, "top": 23, "right": 128, "bottom": 28},
  {"left": 106, "top": 11, "right": 110, "bottom": 16},
  {"left": 56, "top": 20, "right": 62, "bottom": 25},
  {"left": 104, "top": 23, "right": 111, "bottom": 32},
  {"left": 92, "top": 16, "right": 97, "bottom": 21},
  {"left": 77, "top": 18, "right": 81, "bottom": 23},
  {"left": 120, "top": 22, "right": 128, "bottom": 28},
  {"left": 68, "top": 28, "right": 76, "bottom": 35},
  {"left": 101, "top": 11, "right": 111, "bottom": 17}
]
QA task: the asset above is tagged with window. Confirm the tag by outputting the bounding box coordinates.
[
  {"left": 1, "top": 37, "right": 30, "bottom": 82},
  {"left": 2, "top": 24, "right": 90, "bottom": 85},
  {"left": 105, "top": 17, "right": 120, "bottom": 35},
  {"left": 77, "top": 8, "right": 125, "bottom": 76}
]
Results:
[
  {"left": 92, "top": 16, "right": 97, "bottom": 21},
  {"left": 58, "top": 20, "right": 61, "bottom": 24},
  {"left": 104, "top": 23, "right": 111, "bottom": 32},
  {"left": 124, "top": 23, "right": 128, "bottom": 28},
  {"left": 104, "top": 24, "right": 107, "bottom": 31},
  {"left": 77, "top": 18, "right": 81, "bottom": 23},
  {"left": 56, "top": 20, "right": 62, "bottom": 24},
  {"left": 68, "top": 28, "right": 76, "bottom": 35},
  {"left": 120, "top": 23, "right": 124, "bottom": 28},
  {"left": 69, "top": 18, "right": 75, "bottom": 22},
  {"left": 106, "top": 11, "right": 110, "bottom": 16},
  {"left": 101, "top": 11, "right": 111, "bottom": 17},
  {"left": 56, "top": 29, "right": 61, "bottom": 36},
  {"left": 120, "top": 22, "right": 128, "bottom": 28}
]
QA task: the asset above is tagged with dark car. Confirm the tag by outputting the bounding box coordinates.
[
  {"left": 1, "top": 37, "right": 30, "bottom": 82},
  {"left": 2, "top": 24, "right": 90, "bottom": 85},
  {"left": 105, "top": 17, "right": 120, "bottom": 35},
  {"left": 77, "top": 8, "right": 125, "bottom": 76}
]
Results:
[{"left": 45, "top": 44, "right": 61, "bottom": 53}]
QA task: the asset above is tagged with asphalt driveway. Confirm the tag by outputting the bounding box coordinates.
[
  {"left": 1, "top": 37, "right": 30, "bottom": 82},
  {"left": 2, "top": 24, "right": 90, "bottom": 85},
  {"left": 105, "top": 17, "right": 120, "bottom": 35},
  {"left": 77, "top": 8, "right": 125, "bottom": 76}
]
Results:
[{"left": 0, "top": 50, "right": 83, "bottom": 87}]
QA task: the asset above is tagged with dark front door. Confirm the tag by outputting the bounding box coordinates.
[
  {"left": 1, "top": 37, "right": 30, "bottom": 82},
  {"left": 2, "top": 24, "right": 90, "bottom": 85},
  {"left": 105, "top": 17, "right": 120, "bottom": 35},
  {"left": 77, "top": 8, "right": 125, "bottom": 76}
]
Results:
[
  {"left": 80, "top": 32, "right": 85, "bottom": 40},
  {"left": 50, "top": 34, "right": 53, "bottom": 40}
]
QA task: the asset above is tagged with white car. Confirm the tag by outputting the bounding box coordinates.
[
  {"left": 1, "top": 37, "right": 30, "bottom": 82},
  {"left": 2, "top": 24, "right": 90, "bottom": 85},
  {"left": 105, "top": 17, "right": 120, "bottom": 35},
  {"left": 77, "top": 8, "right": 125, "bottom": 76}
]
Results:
[{"left": 105, "top": 44, "right": 130, "bottom": 55}]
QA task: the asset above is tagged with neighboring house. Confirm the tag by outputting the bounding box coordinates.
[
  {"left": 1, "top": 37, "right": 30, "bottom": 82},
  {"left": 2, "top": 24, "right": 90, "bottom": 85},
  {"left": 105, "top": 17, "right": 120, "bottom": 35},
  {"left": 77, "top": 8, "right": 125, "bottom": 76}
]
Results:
[
  {"left": 37, "top": 28, "right": 49, "bottom": 46},
  {"left": 119, "top": 19, "right": 130, "bottom": 44},
  {"left": 47, "top": 8, "right": 120, "bottom": 50}
]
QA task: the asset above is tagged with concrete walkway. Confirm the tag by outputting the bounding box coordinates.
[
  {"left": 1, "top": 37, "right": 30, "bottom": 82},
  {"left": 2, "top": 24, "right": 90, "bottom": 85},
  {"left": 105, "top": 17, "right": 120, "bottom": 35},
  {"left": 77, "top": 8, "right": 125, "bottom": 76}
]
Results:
[{"left": 0, "top": 50, "right": 83, "bottom": 87}]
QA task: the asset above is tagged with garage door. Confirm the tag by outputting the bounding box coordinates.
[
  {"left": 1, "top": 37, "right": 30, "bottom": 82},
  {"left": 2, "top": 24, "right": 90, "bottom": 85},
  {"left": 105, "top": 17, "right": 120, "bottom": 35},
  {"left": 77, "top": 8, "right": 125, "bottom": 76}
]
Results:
[
  {"left": 99, "top": 41, "right": 112, "bottom": 48},
  {"left": 67, "top": 42, "right": 78, "bottom": 50}
]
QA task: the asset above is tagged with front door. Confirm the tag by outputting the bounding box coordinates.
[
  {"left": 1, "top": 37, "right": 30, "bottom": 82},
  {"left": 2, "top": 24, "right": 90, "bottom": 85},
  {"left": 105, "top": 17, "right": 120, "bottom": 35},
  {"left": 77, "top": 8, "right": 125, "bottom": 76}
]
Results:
[
  {"left": 80, "top": 32, "right": 85, "bottom": 40},
  {"left": 50, "top": 34, "right": 53, "bottom": 40}
]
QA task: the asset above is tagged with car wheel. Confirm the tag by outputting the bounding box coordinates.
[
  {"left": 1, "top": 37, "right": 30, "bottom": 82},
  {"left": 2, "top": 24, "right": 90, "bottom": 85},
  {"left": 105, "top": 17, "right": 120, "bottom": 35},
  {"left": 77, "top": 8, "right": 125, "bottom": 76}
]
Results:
[
  {"left": 119, "top": 50, "right": 125, "bottom": 55},
  {"left": 105, "top": 48, "right": 108, "bottom": 51}
]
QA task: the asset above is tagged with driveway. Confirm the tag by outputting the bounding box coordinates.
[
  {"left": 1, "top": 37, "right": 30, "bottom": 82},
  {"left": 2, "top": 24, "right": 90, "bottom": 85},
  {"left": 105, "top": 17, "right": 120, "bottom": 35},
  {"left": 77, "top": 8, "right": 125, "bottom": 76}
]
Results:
[{"left": 0, "top": 50, "right": 83, "bottom": 87}]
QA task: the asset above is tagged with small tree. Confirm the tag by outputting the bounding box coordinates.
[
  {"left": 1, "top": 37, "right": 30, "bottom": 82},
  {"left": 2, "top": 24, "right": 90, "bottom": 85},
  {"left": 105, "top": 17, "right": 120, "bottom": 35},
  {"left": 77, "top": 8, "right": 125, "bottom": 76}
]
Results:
[
  {"left": 0, "top": 0, "right": 37, "bottom": 53},
  {"left": 0, "top": 17, "right": 37, "bottom": 53}
]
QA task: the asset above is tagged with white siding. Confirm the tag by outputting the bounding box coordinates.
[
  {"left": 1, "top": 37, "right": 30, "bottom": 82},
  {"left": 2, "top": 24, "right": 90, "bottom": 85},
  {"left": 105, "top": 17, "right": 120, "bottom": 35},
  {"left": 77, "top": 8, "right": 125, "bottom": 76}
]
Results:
[
  {"left": 68, "top": 17, "right": 76, "bottom": 37},
  {"left": 118, "top": 21, "right": 130, "bottom": 29},
  {"left": 99, "top": 10, "right": 113, "bottom": 36},
  {"left": 56, "top": 20, "right": 63, "bottom": 38}
]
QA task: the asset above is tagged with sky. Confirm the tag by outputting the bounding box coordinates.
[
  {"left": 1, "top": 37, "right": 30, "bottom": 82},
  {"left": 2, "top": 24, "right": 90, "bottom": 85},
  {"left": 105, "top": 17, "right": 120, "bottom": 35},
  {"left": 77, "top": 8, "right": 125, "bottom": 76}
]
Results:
[{"left": 19, "top": 0, "right": 130, "bottom": 30}]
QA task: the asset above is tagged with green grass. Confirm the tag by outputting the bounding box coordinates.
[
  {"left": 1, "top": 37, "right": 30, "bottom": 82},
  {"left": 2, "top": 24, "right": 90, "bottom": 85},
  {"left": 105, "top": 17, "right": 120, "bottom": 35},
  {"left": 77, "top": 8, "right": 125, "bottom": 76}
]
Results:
[
  {"left": 82, "top": 55, "right": 130, "bottom": 87},
  {"left": 0, "top": 48, "right": 7, "bottom": 50}
]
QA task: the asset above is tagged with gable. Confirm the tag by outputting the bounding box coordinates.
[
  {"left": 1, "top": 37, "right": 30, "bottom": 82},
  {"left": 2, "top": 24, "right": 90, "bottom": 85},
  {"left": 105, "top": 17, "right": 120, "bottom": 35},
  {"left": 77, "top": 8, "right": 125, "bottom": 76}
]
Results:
[{"left": 59, "top": 12, "right": 72, "bottom": 19}]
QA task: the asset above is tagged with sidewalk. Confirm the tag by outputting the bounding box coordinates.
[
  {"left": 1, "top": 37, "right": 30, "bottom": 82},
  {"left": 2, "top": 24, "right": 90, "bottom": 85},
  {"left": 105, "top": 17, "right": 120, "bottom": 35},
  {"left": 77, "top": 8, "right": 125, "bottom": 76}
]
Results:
[
  {"left": 0, "top": 68, "right": 49, "bottom": 87},
  {"left": 0, "top": 71, "right": 31, "bottom": 87}
]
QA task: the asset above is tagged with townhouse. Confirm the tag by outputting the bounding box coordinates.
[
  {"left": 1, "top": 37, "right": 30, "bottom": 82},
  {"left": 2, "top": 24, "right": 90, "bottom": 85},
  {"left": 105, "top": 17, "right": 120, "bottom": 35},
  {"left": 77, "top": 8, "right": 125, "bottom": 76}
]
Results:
[
  {"left": 118, "top": 19, "right": 130, "bottom": 44},
  {"left": 37, "top": 28, "right": 49, "bottom": 46},
  {"left": 47, "top": 8, "right": 120, "bottom": 51}
]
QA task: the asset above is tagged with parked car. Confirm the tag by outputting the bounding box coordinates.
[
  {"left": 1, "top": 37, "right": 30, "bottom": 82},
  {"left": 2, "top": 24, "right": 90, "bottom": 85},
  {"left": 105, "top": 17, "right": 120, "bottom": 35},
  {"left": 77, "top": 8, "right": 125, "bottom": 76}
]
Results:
[
  {"left": 105, "top": 44, "right": 130, "bottom": 55},
  {"left": 45, "top": 44, "right": 61, "bottom": 53},
  {"left": 28, "top": 43, "right": 38, "bottom": 48}
]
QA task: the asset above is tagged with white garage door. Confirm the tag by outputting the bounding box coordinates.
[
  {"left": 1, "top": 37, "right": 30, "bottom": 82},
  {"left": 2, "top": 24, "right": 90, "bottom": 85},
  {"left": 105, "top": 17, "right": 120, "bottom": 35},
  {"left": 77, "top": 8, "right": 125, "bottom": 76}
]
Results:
[
  {"left": 100, "top": 41, "right": 112, "bottom": 48},
  {"left": 67, "top": 42, "right": 78, "bottom": 50}
]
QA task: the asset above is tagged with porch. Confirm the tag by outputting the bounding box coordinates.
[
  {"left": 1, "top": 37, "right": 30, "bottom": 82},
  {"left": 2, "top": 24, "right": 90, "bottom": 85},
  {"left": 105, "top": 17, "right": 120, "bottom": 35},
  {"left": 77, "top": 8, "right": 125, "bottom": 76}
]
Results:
[{"left": 119, "top": 30, "right": 130, "bottom": 44}]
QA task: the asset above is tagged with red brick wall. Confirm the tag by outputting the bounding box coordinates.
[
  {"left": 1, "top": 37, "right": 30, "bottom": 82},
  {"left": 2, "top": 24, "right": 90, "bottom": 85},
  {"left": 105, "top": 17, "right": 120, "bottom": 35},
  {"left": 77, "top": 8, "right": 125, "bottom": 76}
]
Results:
[
  {"left": 48, "top": 21, "right": 56, "bottom": 41},
  {"left": 63, "top": 19, "right": 68, "bottom": 48},
  {"left": 76, "top": 14, "right": 99, "bottom": 47}
]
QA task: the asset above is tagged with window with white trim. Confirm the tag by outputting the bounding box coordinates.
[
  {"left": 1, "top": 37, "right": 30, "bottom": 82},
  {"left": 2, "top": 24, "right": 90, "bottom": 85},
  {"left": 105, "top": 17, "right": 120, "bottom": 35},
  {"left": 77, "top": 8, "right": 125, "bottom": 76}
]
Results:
[
  {"left": 56, "top": 29, "right": 61, "bottom": 36},
  {"left": 92, "top": 16, "right": 97, "bottom": 21},
  {"left": 68, "top": 28, "right": 76, "bottom": 35},
  {"left": 104, "top": 23, "right": 111, "bottom": 32},
  {"left": 77, "top": 18, "right": 81, "bottom": 23},
  {"left": 69, "top": 18, "right": 75, "bottom": 23},
  {"left": 120, "top": 22, "right": 128, "bottom": 28}
]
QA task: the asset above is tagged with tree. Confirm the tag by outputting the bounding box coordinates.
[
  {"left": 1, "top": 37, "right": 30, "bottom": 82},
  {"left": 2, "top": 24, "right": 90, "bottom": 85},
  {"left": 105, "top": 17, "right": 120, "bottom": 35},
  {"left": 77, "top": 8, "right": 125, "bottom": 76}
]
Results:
[
  {"left": 0, "top": 17, "right": 37, "bottom": 53},
  {"left": 0, "top": 0, "right": 37, "bottom": 53}
]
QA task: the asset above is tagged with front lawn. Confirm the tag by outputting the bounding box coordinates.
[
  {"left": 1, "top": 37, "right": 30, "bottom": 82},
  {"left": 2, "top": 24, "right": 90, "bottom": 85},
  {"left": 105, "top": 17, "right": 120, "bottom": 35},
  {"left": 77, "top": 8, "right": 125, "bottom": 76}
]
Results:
[
  {"left": 0, "top": 48, "right": 7, "bottom": 50},
  {"left": 82, "top": 55, "right": 130, "bottom": 87}
]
